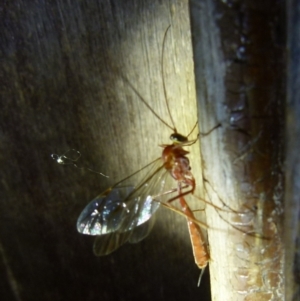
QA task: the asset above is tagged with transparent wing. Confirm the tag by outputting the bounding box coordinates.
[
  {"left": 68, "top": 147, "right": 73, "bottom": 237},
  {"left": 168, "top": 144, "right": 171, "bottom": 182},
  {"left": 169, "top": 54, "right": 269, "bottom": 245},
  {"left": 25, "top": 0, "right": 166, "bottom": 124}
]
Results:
[
  {"left": 93, "top": 231, "right": 133, "bottom": 256},
  {"left": 128, "top": 214, "right": 156, "bottom": 244},
  {"left": 92, "top": 217, "right": 156, "bottom": 256},
  {"left": 76, "top": 186, "right": 160, "bottom": 235},
  {"left": 77, "top": 157, "right": 173, "bottom": 238}
]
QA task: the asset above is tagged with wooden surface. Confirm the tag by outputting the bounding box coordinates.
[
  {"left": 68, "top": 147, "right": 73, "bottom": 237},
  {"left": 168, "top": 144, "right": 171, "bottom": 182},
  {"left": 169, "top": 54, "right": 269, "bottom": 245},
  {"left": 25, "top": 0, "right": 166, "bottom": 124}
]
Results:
[
  {"left": 0, "top": 1, "right": 210, "bottom": 301},
  {"left": 0, "top": 1, "right": 292, "bottom": 301},
  {"left": 285, "top": 0, "right": 300, "bottom": 300},
  {"left": 191, "top": 0, "right": 286, "bottom": 300}
]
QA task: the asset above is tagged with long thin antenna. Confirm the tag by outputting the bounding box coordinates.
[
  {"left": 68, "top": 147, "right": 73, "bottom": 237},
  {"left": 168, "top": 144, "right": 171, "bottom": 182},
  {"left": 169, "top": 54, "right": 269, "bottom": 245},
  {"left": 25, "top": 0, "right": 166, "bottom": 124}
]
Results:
[
  {"left": 121, "top": 75, "right": 174, "bottom": 131},
  {"left": 161, "top": 25, "right": 177, "bottom": 132}
]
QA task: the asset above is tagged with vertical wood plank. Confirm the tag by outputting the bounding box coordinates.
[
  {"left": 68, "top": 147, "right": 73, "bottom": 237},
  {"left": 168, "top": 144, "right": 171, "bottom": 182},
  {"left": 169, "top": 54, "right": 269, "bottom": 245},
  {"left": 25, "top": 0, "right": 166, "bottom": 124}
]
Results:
[
  {"left": 285, "top": 0, "right": 300, "bottom": 300},
  {"left": 190, "top": 0, "right": 285, "bottom": 300}
]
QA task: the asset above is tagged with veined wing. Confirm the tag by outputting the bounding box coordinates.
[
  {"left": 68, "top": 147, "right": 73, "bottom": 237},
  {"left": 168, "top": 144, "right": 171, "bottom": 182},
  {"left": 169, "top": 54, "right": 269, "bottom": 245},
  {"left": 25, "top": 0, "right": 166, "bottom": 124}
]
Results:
[
  {"left": 92, "top": 216, "right": 157, "bottom": 255},
  {"left": 77, "top": 157, "right": 173, "bottom": 239}
]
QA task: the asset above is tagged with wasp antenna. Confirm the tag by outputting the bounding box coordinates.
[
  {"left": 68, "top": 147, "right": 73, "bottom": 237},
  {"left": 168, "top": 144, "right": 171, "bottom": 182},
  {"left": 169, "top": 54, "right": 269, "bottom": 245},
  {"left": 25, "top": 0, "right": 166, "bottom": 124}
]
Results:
[
  {"left": 161, "top": 25, "right": 177, "bottom": 132},
  {"left": 121, "top": 74, "right": 174, "bottom": 132}
]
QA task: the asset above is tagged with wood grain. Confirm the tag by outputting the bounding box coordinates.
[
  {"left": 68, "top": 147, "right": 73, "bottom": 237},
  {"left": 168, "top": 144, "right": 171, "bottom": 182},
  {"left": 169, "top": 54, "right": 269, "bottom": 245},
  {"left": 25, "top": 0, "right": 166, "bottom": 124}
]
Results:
[
  {"left": 191, "top": 0, "right": 285, "bottom": 300},
  {"left": 285, "top": 0, "right": 300, "bottom": 300},
  {"left": 0, "top": 1, "right": 210, "bottom": 301},
  {"left": 1, "top": 1, "right": 290, "bottom": 301}
]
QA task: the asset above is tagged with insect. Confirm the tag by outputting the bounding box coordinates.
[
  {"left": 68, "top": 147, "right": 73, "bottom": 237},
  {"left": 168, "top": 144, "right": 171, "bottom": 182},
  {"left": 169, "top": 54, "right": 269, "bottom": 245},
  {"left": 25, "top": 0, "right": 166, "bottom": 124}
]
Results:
[{"left": 75, "top": 26, "right": 212, "bottom": 279}]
